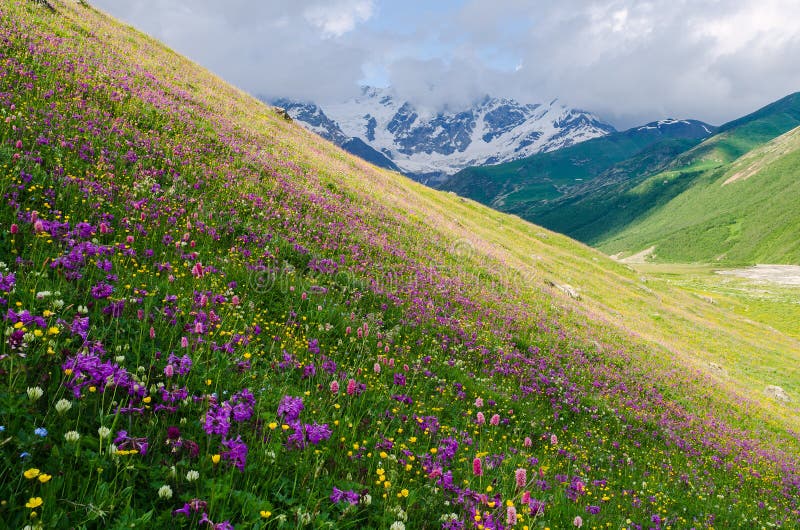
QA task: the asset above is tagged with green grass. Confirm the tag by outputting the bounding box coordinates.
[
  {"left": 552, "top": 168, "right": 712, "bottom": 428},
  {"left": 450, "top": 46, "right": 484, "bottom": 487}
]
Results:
[{"left": 600, "top": 125, "right": 800, "bottom": 263}]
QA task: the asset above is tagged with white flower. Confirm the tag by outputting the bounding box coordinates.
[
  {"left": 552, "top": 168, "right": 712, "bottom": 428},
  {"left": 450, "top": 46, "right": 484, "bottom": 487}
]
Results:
[
  {"left": 359, "top": 493, "right": 372, "bottom": 506},
  {"left": 27, "top": 387, "right": 44, "bottom": 401},
  {"left": 158, "top": 485, "right": 173, "bottom": 499},
  {"left": 389, "top": 522, "right": 406, "bottom": 530},
  {"left": 77, "top": 305, "right": 88, "bottom": 314},
  {"left": 55, "top": 398, "right": 72, "bottom": 414},
  {"left": 98, "top": 426, "right": 111, "bottom": 439},
  {"left": 64, "top": 431, "right": 80, "bottom": 442},
  {"left": 392, "top": 506, "right": 407, "bottom": 521},
  {"left": 186, "top": 470, "right": 200, "bottom": 482}
]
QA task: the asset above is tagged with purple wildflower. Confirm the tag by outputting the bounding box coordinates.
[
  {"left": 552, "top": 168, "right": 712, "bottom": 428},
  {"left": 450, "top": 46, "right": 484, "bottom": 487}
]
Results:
[
  {"left": 222, "top": 436, "right": 248, "bottom": 471},
  {"left": 114, "top": 430, "right": 149, "bottom": 455},
  {"left": 305, "top": 422, "right": 332, "bottom": 445},
  {"left": 90, "top": 282, "right": 113, "bottom": 299},
  {"left": 330, "top": 487, "right": 359, "bottom": 505},
  {"left": 0, "top": 273, "right": 15, "bottom": 292},
  {"left": 229, "top": 389, "right": 255, "bottom": 422},
  {"left": 204, "top": 403, "right": 232, "bottom": 437},
  {"left": 277, "top": 395, "right": 303, "bottom": 422}
]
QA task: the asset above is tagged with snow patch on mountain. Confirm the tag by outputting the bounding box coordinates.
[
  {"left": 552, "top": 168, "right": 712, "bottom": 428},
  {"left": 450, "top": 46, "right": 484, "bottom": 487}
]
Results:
[{"left": 273, "top": 87, "right": 616, "bottom": 178}]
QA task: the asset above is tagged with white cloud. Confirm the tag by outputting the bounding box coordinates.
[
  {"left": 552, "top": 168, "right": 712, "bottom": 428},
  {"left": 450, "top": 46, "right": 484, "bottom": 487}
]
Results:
[
  {"left": 304, "top": 0, "right": 374, "bottom": 37},
  {"left": 91, "top": 0, "right": 800, "bottom": 127}
]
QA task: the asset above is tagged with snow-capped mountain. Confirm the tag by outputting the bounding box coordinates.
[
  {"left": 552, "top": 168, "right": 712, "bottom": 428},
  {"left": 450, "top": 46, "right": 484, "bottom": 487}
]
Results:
[
  {"left": 273, "top": 87, "right": 615, "bottom": 182},
  {"left": 635, "top": 118, "right": 715, "bottom": 136}
]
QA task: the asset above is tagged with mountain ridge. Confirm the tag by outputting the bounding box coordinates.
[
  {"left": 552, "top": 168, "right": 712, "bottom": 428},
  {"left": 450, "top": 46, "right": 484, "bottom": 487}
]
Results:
[
  {"left": 440, "top": 117, "right": 716, "bottom": 209},
  {"left": 274, "top": 87, "right": 615, "bottom": 182}
]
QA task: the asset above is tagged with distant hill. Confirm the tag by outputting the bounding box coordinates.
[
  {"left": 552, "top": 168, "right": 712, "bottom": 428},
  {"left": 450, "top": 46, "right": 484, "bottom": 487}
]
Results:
[
  {"left": 535, "top": 92, "right": 800, "bottom": 263},
  {"left": 446, "top": 93, "right": 800, "bottom": 264},
  {"left": 441, "top": 118, "right": 715, "bottom": 208}
]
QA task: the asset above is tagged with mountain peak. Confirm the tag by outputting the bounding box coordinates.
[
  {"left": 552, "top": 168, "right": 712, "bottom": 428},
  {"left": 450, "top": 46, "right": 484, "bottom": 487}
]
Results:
[{"left": 278, "top": 89, "right": 614, "bottom": 180}]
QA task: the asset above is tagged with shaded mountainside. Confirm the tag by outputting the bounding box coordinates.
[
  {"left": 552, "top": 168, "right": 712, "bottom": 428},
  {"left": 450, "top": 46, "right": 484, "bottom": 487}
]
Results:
[
  {"left": 1, "top": 2, "right": 799, "bottom": 529},
  {"left": 537, "top": 92, "right": 800, "bottom": 262},
  {"left": 441, "top": 119, "right": 714, "bottom": 207},
  {"left": 275, "top": 89, "right": 615, "bottom": 182},
  {"left": 447, "top": 93, "right": 800, "bottom": 265}
]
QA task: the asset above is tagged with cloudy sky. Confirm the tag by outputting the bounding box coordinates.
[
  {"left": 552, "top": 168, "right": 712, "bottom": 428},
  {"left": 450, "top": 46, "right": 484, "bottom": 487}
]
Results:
[{"left": 93, "top": 0, "right": 800, "bottom": 128}]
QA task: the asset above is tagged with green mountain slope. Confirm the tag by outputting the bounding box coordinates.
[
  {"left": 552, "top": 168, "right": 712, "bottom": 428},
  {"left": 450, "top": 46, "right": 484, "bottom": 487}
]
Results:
[
  {"left": 600, "top": 124, "right": 800, "bottom": 263},
  {"left": 538, "top": 92, "right": 800, "bottom": 261},
  {"left": 0, "top": 2, "right": 799, "bottom": 529},
  {"left": 441, "top": 120, "right": 714, "bottom": 211},
  {"left": 447, "top": 93, "right": 800, "bottom": 264}
]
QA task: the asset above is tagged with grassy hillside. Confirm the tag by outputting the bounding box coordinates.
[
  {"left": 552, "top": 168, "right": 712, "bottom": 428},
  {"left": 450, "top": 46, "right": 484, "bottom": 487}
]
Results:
[
  {"left": 597, "top": 124, "right": 800, "bottom": 263},
  {"left": 530, "top": 94, "right": 800, "bottom": 258},
  {"left": 1, "top": 2, "right": 799, "bottom": 529},
  {"left": 441, "top": 121, "right": 713, "bottom": 212}
]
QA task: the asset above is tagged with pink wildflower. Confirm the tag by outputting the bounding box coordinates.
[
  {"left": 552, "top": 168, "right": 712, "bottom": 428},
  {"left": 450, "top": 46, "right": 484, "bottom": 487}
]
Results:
[{"left": 515, "top": 468, "right": 527, "bottom": 488}]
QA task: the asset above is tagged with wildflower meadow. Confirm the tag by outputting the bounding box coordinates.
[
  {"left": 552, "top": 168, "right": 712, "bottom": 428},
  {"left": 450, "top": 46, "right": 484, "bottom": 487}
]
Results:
[{"left": 0, "top": 2, "right": 798, "bottom": 529}]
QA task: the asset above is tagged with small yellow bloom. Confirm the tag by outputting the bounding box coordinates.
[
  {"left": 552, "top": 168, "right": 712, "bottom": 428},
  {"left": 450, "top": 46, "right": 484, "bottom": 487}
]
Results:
[
  {"left": 211, "top": 454, "right": 221, "bottom": 464},
  {"left": 38, "top": 474, "right": 52, "bottom": 483},
  {"left": 24, "top": 468, "right": 41, "bottom": 479},
  {"left": 268, "top": 422, "right": 277, "bottom": 430},
  {"left": 142, "top": 396, "right": 152, "bottom": 403},
  {"left": 47, "top": 326, "right": 59, "bottom": 335},
  {"left": 25, "top": 497, "right": 43, "bottom": 509},
  {"left": 400, "top": 488, "right": 409, "bottom": 498},
  {"left": 260, "top": 510, "right": 272, "bottom": 518},
  {"left": 88, "top": 386, "right": 97, "bottom": 393}
]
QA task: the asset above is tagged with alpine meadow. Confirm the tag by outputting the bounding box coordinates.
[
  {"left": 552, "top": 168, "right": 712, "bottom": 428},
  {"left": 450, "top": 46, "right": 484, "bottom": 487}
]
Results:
[{"left": 0, "top": 2, "right": 799, "bottom": 530}]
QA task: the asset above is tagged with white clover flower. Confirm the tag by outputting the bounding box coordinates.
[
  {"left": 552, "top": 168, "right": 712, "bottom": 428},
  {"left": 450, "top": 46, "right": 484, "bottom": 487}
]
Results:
[
  {"left": 389, "top": 522, "right": 406, "bottom": 530},
  {"left": 55, "top": 398, "right": 72, "bottom": 414},
  {"left": 27, "top": 387, "right": 44, "bottom": 401},
  {"left": 186, "top": 470, "right": 199, "bottom": 482},
  {"left": 64, "top": 431, "right": 80, "bottom": 442},
  {"left": 392, "top": 507, "right": 407, "bottom": 522},
  {"left": 359, "top": 493, "right": 372, "bottom": 506},
  {"left": 157, "top": 485, "right": 173, "bottom": 499},
  {"left": 52, "top": 299, "right": 64, "bottom": 309},
  {"left": 98, "top": 426, "right": 111, "bottom": 439},
  {"left": 77, "top": 305, "right": 88, "bottom": 314}
]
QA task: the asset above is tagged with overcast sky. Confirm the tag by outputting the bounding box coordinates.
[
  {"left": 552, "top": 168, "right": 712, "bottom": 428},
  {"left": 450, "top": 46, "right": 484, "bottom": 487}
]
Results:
[{"left": 93, "top": 0, "right": 800, "bottom": 128}]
